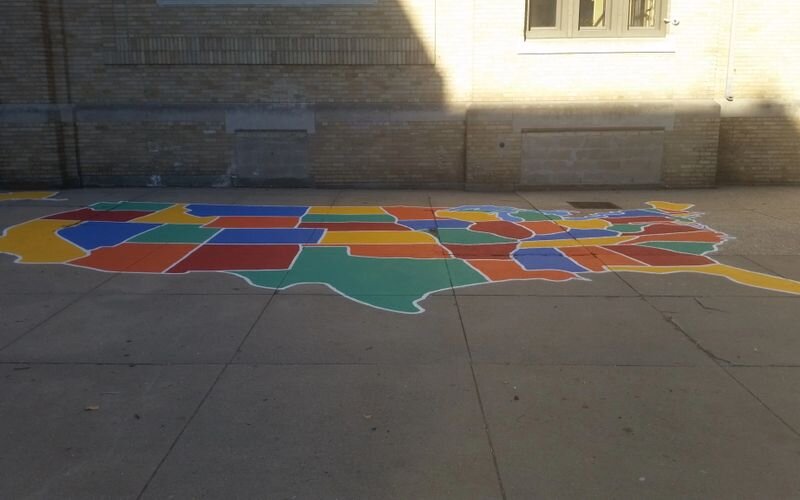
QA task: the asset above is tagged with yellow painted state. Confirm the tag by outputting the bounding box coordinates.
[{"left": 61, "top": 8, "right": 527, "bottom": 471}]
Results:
[
  {"left": 647, "top": 201, "right": 695, "bottom": 213},
  {"left": 520, "top": 236, "right": 637, "bottom": 249},
  {"left": 558, "top": 219, "right": 611, "bottom": 230},
  {"left": 435, "top": 210, "right": 499, "bottom": 222},
  {"left": 609, "top": 264, "right": 800, "bottom": 295},
  {"left": 134, "top": 204, "right": 216, "bottom": 225},
  {"left": 0, "top": 191, "right": 59, "bottom": 201},
  {"left": 320, "top": 231, "right": 437, "bottom": 245},
  {"left": 307, "top": 206, "right": 387, "bottom": 215},
  {"left": 0, "top": 219, "right": 86, "bottom": 263}
]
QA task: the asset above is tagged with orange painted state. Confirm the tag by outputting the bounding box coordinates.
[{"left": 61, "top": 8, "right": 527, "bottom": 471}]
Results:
[
  {"left": 71, "top": 243, "right": 196, "bottom": 273},
  {"left": 383, "top": 206, "right": 437, "bottom": 220},
  {"left": 205, "top": 216, "right": 299, "bottom": 228},
  {"left": 583, "top": 246, "right": 646, "bottom": 267},
  {"left": 347, "top": 244, "right": 447, "bottom": 259},
  {"left": 468, "top": 259, "right": 576, "bottom": 282},
  {"left": 560, "top": 247, "right": 609, "bottom": 272}
]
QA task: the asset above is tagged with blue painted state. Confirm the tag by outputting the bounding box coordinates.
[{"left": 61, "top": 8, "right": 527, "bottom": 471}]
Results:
[
  {"left": 209, "top": 228, "right": 324, "bottom": 244},
  {"left": 399, "top": 220, "right": 436, "bottom": 230},
  {"left": 187, "top": 204, "right": 308, "bottom": 217},
  {"left": 435, "top": 219, "right": 472, "bottom": 229},
  {"left": 513, "top": 248, "right": 589, "bottom": 273},
  {"left": 58, "top": 222, "right": 160, "bottom": 250}
]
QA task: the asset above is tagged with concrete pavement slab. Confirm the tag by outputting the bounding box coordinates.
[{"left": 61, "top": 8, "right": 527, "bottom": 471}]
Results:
[
  {"left": 0, "top": 256, "right": 112, "bottom": 294},
  {"left": 729, "top": 367, "right": 800, "bottom": 432},
  {"left": 647, "top": 297, "right": 800, "bottom": 366},
  {"left": 746, "top": 255, "right": 800, "bottom": 281},
  {"left": 475, "top": 365, "right": 800, "bottom": 499},
  {"left": 0, "top": 293, "right": 268, "bottom": 364},
  {"left": 141, "top": 363, "right": 502, "bottom": 499},
  {"left": 235, "top": 295, "right": 468, "bottom": 364},
  {"left": 334, "top": 189, "right": 432, "bottom": 207},
  {"left": 0, "top": 293, "right": 80, "bottom": 348},
  {"left": 98, "top": 269, "right": 279, "bottom": 295},
  {"left": 699, "top": 209, "right": 800, "bottom": 255},
  {"left": 239, "top": 188, "right": 340, "bottom": 206},
  {"left": 458, "top": 296, "right": 712, "bottom": 366},
  {"left": 429, "top": 190, "right": 531, "bottom": 209},
  {"left": 128, "top": 188, "right": 247, "bottom": 204},
  {"left": 453, "top": 270, "right": 638, "bottom": 296},
  {"left": 0, "top": 363, "right": 221, "bottom": 499}
]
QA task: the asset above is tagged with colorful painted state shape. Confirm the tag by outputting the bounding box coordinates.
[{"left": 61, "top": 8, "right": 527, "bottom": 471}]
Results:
[
  {"left": 0, "top": 191, "right": 61, "bottom": 202},
  {"left": 134, "top": 204, "right": 217, "bottom": 225},
  {"left": 71, "top": 243, "right": 196, "bottom": 272},
  {"left": 206, "top": 216, "right": 300, "bottom": 229},
  {"left": 168, "top": 244, "right": 300, "bottom": 273},
  {"left": 4, "top": 200, "right": 800, "bottom": 314},
  {"left": 45, "top": 208, "right": 153, "bottom": 223},
  {"left": 235, "top": 246, "right": 487, "bottom": 313},
  {"left": 0, "top": 219, "right": 86, "bottom": 263},
  {"left": 209, "top": 228, "right": 324, "bottom": 244},
  {"left": 58, "top": 221, "right": 160, "bottom": 250},
  {"left": 187, "top": 204, "right": 308, "bottom": 217}
]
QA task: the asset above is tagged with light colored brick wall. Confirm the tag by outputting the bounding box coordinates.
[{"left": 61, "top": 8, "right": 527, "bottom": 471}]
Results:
[{"left": 1, "top": 0, "right": 798, "bottom": 188}]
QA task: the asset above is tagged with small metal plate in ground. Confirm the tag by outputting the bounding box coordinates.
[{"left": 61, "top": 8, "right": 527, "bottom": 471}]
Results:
[{"left": 567, "top": 201, "right": 621, "bottom": 209}]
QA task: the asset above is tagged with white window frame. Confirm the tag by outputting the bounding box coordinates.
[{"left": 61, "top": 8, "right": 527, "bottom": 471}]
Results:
[{"left": 526, "top": 0, "right": 668, "bottom": 39}]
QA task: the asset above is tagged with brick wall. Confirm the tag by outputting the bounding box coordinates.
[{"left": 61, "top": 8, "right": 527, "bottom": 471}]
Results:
[{"left": 1, "top": 0, "right": 798, "bottom": 189}]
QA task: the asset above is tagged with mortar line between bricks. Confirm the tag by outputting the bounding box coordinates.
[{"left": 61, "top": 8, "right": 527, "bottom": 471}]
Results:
[
  {"left": 135, "top": 290, "right": 277, "bottom": 499},
  {"left": 0, "top": 271, "right": 120, "bottom": 353}
]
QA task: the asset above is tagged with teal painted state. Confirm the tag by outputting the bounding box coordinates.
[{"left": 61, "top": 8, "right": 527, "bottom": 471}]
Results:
[
  {"left": 514, "top": 210, "right": 554, "bottom": 222},
  {"left": 640, "top": 241, "right": 718, "bottom": 255},
  {"left": 130, "top": 224, "right": 219, "bottom": 243},
  {"left": 91, "top": 202, "right": 174, "bottom": 212},
  {"left": 236, "top": 247, "right": 487, "bottom": 313}
]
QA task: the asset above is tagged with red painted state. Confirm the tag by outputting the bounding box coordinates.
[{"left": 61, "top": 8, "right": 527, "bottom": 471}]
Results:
[
  {"left": 168, "top": 244, "right": 299, "bottom": 273},
  {"left": 470, "top": 221, "right": 533, "bottom": 240},
  {"left": 44, "top": 208, "right": 151, "bottom": 222},
  {"left": 445, "top": 243, "right": 518, "bottom": 260},
  {"left": 606, "top": 245, "right": 713, "bottom": 267},
  {"left": 298, "top": 222, "right": 410, "bottom": 231},
  {"left": 207, "top": 216, "right": 299, "bottom": 228}
]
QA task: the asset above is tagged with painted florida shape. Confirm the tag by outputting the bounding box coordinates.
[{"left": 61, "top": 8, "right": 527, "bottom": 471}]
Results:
[{"left": 2, "top": 195, "right": 800, "bottom": 313}]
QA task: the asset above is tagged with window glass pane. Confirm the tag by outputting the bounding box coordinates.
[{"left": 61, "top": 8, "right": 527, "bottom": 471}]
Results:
[
  {"left": 529, "top": 0, "right": 558, "bottom": 28},
  {"left": 578, "top": 0, "right": 607, "bottom": 28},
  {"left": 629, "top": 0, "right": 657, "bottom": 28}
]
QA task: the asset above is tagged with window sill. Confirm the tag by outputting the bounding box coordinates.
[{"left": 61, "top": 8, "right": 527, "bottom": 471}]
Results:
[{"left": 518, "top": 37, "right": 675, "bottom": 55}]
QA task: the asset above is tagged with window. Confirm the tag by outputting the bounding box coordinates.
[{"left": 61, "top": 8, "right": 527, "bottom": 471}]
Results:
[{"left": 526, "top": 0, "right": 667, "bottom": 39}]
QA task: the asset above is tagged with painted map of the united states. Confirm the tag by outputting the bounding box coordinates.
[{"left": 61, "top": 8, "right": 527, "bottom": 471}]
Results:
[{"left": 2, "top": 195, "right": 800, "bottom": 313}]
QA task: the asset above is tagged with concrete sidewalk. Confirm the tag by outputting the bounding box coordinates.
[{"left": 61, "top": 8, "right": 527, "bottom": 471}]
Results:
[{"left": 2, "top": 186, "right": 800, "bottom": 499}]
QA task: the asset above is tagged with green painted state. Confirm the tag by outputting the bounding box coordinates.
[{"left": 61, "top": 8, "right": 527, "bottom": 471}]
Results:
[
  {"left": 640, "top": 241, "right": 718, "bottom": 255},
  {"left": 514, "top": 210, "right": 555, "bottom": 222},
  {"left": 301, "top": 214, "right": 396, "bottom": 223},
  {"left": 608, "top": 224, "right": 645, "bottom": 233},
  {"left": 130, "top": 224, "right": 219, "bottom": 244},
  {"left": 437, "top": 229, "right": 516, "bottom": 245},
  {"left": 91, "top": 202, "right": 174, "bottom": 212},
  {"left": 236, "top": 247, "right": 487, "bottom": 313}
]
